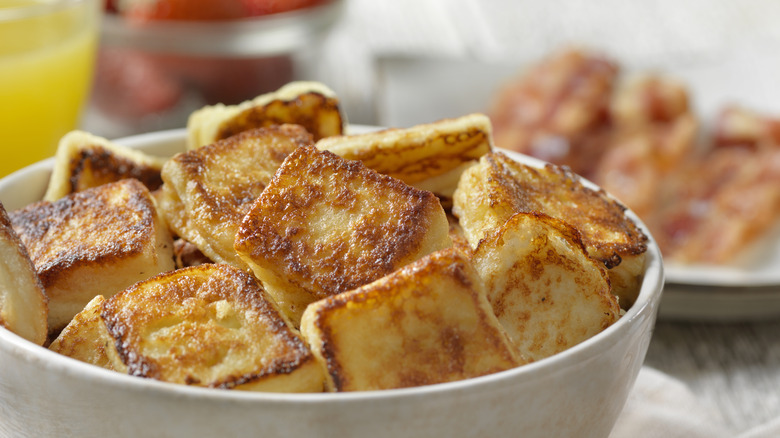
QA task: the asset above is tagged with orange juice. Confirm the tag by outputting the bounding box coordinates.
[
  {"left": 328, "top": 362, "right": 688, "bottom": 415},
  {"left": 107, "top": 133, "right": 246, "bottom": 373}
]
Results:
[{"left": 0, "top": 0, "right": 99, "bottom": 177}]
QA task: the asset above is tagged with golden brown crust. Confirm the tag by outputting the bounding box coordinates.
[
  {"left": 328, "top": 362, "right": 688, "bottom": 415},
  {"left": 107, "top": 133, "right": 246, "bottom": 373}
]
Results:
[
  {"left": 171, "top": 125, "right": 311, "bottom": 224},
  {"left": 239, "top": 147, "right": 441, "bottom": 295},
  {"left": 300, "top": 248, "right": 522, "bottom": 392},
  {"left": 10, "top": 179, "right": 175, "bottom": 332},
  {"left": 64, "top": 146, "right": 163, "bottom": 194},
  {"left": 316, "top": 114, "right": 492, "bottom": 191},
  {"left": 472, "top": 212, "right": 620, "bottom": 361},
  {"left": 187, "top": 81, "right": 344, "bottom": 150},
  {"left": 102, "top": 264, "right": 321, "bottom": 391},
  {"left": 235, "top": 146, "right": 451, "bottom": 325},
  {"left": 48, "top": 295, "right": 116, "bottom": 370},
  {"left": 12, "top": 179, "right": 157, "bottom": 287},
  {"left": 44, "top": 131, "right": 167, "bottom": 202},
  {"left": 0, "top": 201, "right": 48, "bottom": 345},
  {"left": 216, "top": 91, "right": 344, "bottom": 142},
  {"left": 453, "top": 151, "right": 647, "bottom": 309},
  {"left": 457, "top": 152, "right": 647, "bottom": 268},
  {"left": 159, "top": 125, "right": 313, "bottom": 269}
]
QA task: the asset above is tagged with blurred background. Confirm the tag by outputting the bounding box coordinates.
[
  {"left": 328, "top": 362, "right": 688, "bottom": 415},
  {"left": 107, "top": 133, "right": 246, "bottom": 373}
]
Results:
[
  {"left": 312, "top": 0, "right": 780, "bottom": 127},
  {"left": 85, "top": 0, "right": 780, "bottom": 136},
  {"left": 83, "top": 0, "right": 343, "bottom": 137}
]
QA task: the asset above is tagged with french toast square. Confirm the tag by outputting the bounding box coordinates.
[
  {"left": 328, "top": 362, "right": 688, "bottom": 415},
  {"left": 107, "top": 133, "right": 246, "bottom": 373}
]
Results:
[
  {"left": 0, "top": 202, "right": 48, "bottom": 345},
  {"left": 471, "top": 212, "right": 620, "bottom": 362},
  {"left": 300, "top": 248, "right": 523, "bottom": 392},
  {"left": 101, "top": 264, "right": 323, "bottom": 392},
  {"left": 452, "top": 152, "right": 647, "bottom": 308},
  {"left": 10, "top": 179, "right": 175, "bottom": 333},
  {"left": 187, "top": 81, "right": 346, "bottom": 149},
  {"left": 158, "top": 124, "right": 314, "bottom": 269},
  {"left": 44, "top": 130, "right": 167, "bottom": 202},
  {"left": 316, "top": 113, "right": 492, "bottom": 200},
  {"left": 49, "top": 295, "right": 118, "bottom": 370},
  {"left": 235, "top": 145, "right": 452, "bottom": 326}
]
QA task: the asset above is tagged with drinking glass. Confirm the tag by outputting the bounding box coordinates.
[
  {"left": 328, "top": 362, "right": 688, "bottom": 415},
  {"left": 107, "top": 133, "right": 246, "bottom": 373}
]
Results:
[{"left": 0, "top": 0, "right": 100, "bottom": 177}]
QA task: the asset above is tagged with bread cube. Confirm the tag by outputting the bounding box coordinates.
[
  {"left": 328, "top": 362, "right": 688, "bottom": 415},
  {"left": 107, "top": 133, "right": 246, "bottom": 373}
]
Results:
[
  {"left": 316, "top": 113, "right": 492, "bottom": 200},
  {"left": 48, "top": 295, "right": 118, "bottom": 370},
  {"left": 235, "top": 146, "right": 451, "bottom": 326},
  {"left": 102, "top": 264, "right": 322, "bottom": 392},
  {"left": 44, "top": 130, "right": 166, "bottom": 202},
  {"left": 300, "top": 248, "right": 522, "bottom": 391},
  {"left": 10, "top": 179, "right": 175, "bottom": 332},
  {"left": 187, "top": 81, "right": 345, "bottom": 149},
  {"left": 471, "top": 212, "right": 620, "bottom": 362},
  {"left": 158, "top": 125, "right": 313, "bottom": 269},
  {"left": 0, "top": 202, "right": 48, "bottom": 345},
  {"left": 452, "top": 152, "right": 647, "bottom": 308}
]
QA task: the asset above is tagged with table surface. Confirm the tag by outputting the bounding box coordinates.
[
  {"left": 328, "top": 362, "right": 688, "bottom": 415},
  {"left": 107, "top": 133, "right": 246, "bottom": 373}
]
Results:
[{"left": 647, "top": 317, "right": 780, "bottom": 433}]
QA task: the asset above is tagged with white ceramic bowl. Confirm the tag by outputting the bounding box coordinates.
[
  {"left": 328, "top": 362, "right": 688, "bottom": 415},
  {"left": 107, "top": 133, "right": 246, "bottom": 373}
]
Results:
[{"left": 0, "top": 129, "right": 664, "bottom": 438}]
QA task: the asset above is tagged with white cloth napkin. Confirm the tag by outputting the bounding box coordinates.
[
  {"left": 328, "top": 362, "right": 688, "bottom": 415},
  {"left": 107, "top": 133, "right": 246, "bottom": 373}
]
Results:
[
  {"left": 740, "top": 417, "right": 780, "bottom": 438},
  {"left": 611, "top": 367, "right": 780, "bottom": 438}
]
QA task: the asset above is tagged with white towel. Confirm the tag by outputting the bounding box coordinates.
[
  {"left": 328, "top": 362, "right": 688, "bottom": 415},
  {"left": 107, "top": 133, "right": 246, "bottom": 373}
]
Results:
[{"left": 611, "top": 367, "right": 780, "bottom": 438}]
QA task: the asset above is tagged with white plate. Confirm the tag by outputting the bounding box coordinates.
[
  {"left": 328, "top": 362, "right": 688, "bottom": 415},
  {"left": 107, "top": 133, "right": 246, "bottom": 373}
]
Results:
[
  {"left": 664, "top": 262, "right": 780, "bottom": 288},
  {"left": 660, "top": 211, "right": 780, "bottom": 321},
  {"left": 663, "top": 217, "right": 780, "bottom": 288},
  {"left": 660, "top": 244, "right": 780, "bottom": 322}
]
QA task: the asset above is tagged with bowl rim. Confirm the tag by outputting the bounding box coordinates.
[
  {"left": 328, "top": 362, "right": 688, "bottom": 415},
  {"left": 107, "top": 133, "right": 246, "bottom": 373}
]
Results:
[{"left": 0, "top": 127, "right": 665, "bottom": 403}]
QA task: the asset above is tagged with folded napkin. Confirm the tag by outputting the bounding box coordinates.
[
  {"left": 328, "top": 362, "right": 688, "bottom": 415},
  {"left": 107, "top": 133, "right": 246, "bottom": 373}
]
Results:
[
  {"left": 740, "top": 417, "right": 780, "bottom": 438},
  {"left": 611, "top": 367, "right": 780, "bottom": 438}
]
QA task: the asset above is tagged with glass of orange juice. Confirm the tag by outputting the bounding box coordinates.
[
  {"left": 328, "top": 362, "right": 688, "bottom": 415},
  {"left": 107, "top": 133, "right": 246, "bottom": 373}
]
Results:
[{"left": 0, "top": 0, "right": 99, "bottom": 177}]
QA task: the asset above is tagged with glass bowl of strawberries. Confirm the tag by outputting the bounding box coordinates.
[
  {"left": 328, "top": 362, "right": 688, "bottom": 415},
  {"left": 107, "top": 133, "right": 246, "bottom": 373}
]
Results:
[{"left": 88, "top": 0, "right": 342, "bottom": 136}]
